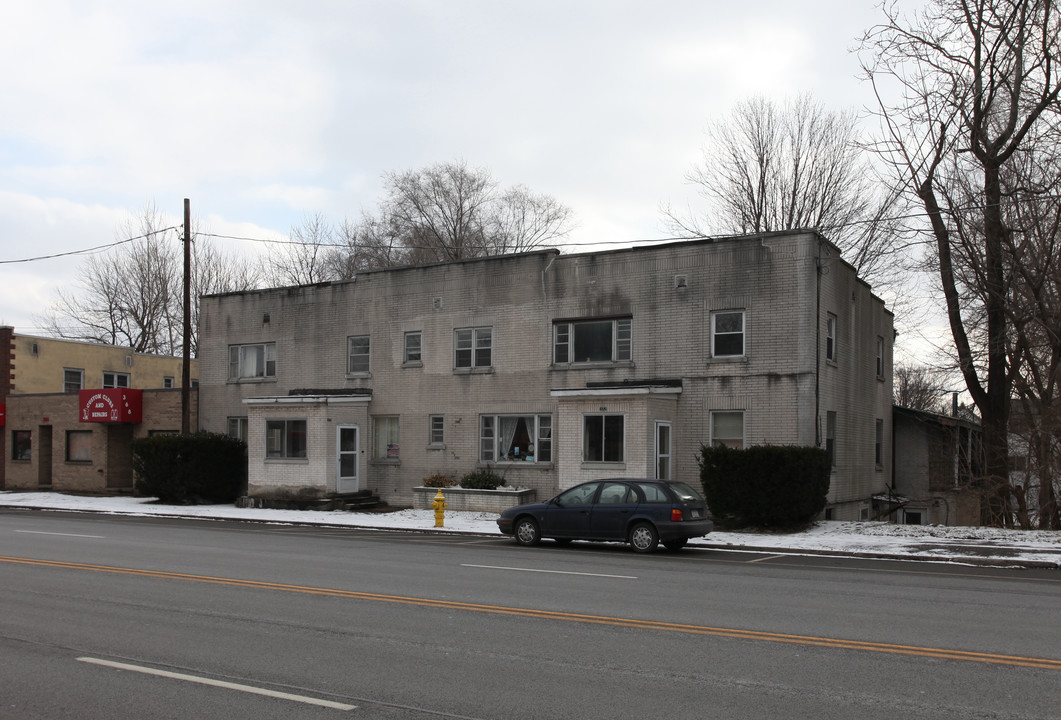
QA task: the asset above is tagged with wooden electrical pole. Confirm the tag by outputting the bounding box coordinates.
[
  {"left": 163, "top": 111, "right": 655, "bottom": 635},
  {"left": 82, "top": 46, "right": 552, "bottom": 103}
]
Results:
[{"left": 181, "top": 198, "right": 191, "bottom": 434}]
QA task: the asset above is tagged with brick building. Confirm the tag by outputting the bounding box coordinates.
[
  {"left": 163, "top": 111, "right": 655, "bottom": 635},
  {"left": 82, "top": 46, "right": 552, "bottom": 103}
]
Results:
[
  {"left": 198, "top": 230, "right": 894, "bottom": 519},
  {"left": 1, "top": 327, "right": 198, "bottom": 490}
]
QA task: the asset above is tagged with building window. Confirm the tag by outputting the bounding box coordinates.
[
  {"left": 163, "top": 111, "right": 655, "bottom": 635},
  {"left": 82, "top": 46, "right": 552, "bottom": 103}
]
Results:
[
  {"left": 826, "top": 313, "right": 837, "bottom": 362},
  {"left": 103, "top": 372, "right": 130, "bottom": 389},
  {"left": 429, "top": 415, "right": 445, "bottom": 446},
  {"left": 64, "top": 368, "right": 84, "bottom": 393},
  {"left": 372, "top": 416, "right": 400, "bottom": 460},
  {"left": 710, "top": 411, "right": 744, "bottom": 449},
  {"left": 163, "top": 376, "right": 175, "bottom": 388},
  {"left": 875, "top": 418, "right": 884, "bottom": 468},
  {"left": 553, "top": 318, "right": 631, "bottom": 364},
  {"left": 227, "top": 417, "right": 248, "bottom": 442},
  {"left": 12, "top": 430, "right": 31, "bottom": 461},
  {"left": 826, "top": 411, "right": 837, "bottom": 467},
  {"left": 228, "top": 343, "right": 276, "bottom": 380},
  {"left": 711, "top": 311, "right": 745, "bottom": 357},
  {"left": 876, "top": 336, "right": 885, "bottom": 379},
  {"left": 480, "top": 415, "right": 552, "bottom": 462},
  {"left": 454, "top": 327, "right": 492, "bottom": 369},
  {"left": 265, "top": 420, "right": 306, "bottom": 459},
  {"left": 347, "top": 335, "right": 370, "bottom": 374},
  {"left": 583, "top": 414, "right": 623, "bottom": 462},
  {"left": 404, "top": 331, "right": 422, "bottom": 364},
  {"left": 66, "top": 430, "right": 92, "bottom": 462}
]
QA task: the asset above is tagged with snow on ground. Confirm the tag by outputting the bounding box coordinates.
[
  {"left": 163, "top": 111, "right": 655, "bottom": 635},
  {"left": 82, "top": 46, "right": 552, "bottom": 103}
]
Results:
[{"left": 2, "top": 491, "right": 1060, "bottom": 567}]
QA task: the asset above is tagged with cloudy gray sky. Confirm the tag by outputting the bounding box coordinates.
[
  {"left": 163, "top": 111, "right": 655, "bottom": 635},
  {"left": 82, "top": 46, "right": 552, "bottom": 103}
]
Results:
[{"left": 1, "top": 1, "right": 900, "bottom": 336}]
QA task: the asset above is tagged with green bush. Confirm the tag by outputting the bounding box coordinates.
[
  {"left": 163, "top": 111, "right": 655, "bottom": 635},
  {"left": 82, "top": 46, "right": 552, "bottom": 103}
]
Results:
[
  {"left": 459, "top": 468, "right": 504, "bottom": 490},
  {"left": 132, "top": 432, "right": 247, "bottom": 504},
  {"left": 422, "top": 472, "right": 457, "bottom": 488},
  {"left": 698, "top": 444, "right": 830, "bottom": 528}
]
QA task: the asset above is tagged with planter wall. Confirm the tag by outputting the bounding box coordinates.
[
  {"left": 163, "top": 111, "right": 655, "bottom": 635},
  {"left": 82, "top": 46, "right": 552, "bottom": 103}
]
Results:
[{"left": 413, "top": 486, "right": 535, "bottom": 513}]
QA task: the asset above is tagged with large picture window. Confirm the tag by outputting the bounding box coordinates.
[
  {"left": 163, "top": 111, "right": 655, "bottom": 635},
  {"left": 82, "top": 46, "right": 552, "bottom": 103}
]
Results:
[
  {"left": 372, "top": 416, "right": 400, "bottom": 460},
  {"left": 711, "top": 311, "right": 745, "bottom": 358},
  {"left": 583, "top": 414, "right": 624, "bottom": 462},
  {"left": 710, "top": 411, "right": 744, "bottom": 449},
  {"left": 229, "top": 343, "right": 276, "bottom": 380},
  {"left": 347, "top": 335, "right": 370, "bottom": 374},
  {"left": 265, "top": 420, "right": 306, "bottom": 459},
  {"left": 455, "top": 328, "right": 492, "bottom": 369},
  {"left": 480, "top": 415, "right": 552, "bottom": 462},
  {"left": 554, "top": 318, "right": 631, "bottom": 364}
]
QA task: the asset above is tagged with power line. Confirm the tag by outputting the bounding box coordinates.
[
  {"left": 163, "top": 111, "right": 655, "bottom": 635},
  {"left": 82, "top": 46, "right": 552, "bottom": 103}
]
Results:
[{"left": 0, "top": 226, "right": 181, "bottom": 265}]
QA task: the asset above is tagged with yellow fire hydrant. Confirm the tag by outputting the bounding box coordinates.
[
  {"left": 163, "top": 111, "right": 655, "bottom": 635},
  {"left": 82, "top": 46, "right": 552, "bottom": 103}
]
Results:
[{"left": 431, "top": 489, "right": 448, "bottom": 528}]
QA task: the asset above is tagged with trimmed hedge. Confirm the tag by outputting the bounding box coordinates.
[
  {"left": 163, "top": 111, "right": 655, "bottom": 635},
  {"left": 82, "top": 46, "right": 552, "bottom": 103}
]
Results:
[
  {"left": 698, "top": 444, "right": 830, "bottom": 527},
  {"left": 132, "top": 432, "right": 247, "bottom": 504},
  {"left": 459, "top": 468, "right": 505, "bottom": 490}
]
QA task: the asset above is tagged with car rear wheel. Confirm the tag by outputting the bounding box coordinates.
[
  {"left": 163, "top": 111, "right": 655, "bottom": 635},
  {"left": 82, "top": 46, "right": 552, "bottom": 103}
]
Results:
[
  {"left": 663, "top": 538, "right": 688, "bottom": 552},
  {"left": 514, "top": 517, "right": 541, "bottom": 546},
  {"left": 629, "top": 522, "right": 658, "bottom": 553}
]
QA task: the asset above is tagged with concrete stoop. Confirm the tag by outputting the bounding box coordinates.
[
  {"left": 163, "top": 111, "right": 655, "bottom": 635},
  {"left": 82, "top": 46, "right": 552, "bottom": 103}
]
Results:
[{"left": 236, "top": 490, "right": 386, "bottom": 513}]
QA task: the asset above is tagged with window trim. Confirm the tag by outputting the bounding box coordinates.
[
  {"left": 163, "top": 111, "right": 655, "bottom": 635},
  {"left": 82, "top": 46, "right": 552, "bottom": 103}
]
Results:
[
  {"left": 709, "top": 410, "right": 745, "bottom": 449},
  {"left": 582, "top": 413, "right": 624, "bottom": 463},
  {"left": 346, "top": 335, "right": 370, "bottom": 375},
  {"left": 454, "top": 327, "right": 493, "bottom": 370},
  {"left": 228, "top": 342, "right": 277, "bottom": 381},
  {"left": 710, "top": 310, "right": 745, "bottom": 358},
  {"left": 553, "top": 317, "right": 632, "bottom": 365},
  {"left": 102, "top": 371, "right": 131, "bottom": 389},
  {"left": 479, "top": 414, "right": 553, "bottom": 463},
  {"left": 265, "top": 419, "right": 307, "bottom": 459},
  {"left": 404, "top": 331, "right": 423, "bottom": 366}
]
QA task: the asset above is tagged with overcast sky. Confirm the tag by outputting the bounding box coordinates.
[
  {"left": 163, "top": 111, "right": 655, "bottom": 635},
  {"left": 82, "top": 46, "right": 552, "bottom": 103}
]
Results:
[{"left": 1, "top": 1, "right": 913, "bottom": 340}]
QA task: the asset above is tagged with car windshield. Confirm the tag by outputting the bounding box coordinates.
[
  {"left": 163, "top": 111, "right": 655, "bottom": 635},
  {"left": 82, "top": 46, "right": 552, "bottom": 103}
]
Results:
[{"left": 667, "top": 482, "right": 704, "bottom": 502}]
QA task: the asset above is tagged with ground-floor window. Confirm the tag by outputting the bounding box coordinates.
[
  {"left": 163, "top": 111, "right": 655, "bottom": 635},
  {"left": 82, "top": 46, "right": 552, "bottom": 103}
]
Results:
[
  {"left": 710, "top": 411, "right": 744, "bottom": 449},
  {"left": 12, "top": 430, "right": 31, "bottom": 461},
  {"left": 266, "top": 420, "right": 307, "bottom": 459},
  {"left": 583, "top": 414, "right": 624, "bottom": 462},
  {"left": 480, "top": 415, "right": 552, "bottom": 462},
  {"left": 372, "top": 416, "right": 400, "bottom": 460},
  {"left": 227, "top": 417, "right": 248, "bottom": 442},
  {"left": 66, "top": 430, "right": 92, "bottom": 462}
]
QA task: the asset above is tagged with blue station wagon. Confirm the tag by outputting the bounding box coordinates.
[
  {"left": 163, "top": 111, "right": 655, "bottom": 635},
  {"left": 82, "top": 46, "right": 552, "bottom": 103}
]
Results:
[{"left": 497, "top": 478, "right": 713, "bottom": 552}]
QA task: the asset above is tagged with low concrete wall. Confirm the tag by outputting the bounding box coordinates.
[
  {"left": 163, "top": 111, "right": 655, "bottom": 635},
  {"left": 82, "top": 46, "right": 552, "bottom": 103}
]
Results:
[{"left": 413, "top": 486, "right": 535, "bottom": 513}]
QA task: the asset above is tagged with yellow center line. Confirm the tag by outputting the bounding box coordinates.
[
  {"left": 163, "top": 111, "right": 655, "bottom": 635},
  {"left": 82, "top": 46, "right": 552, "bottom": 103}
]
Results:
[{"left": 4, "top": 554, "right": 1059, "bottom": 671}]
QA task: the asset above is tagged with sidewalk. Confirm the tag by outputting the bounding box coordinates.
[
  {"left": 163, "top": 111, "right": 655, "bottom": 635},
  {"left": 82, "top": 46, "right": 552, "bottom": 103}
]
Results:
[{"left": 2, "top": 492, "right": 1060, "bottom": 569}]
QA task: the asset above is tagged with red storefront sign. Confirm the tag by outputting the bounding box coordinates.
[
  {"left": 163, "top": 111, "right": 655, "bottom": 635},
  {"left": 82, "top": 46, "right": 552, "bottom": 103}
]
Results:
[
  {"left": 78, "top": 389, "right": 143, "bottom": 424},
  {"left": 0, "top": 402, "right": 5, "bottom": 427}
]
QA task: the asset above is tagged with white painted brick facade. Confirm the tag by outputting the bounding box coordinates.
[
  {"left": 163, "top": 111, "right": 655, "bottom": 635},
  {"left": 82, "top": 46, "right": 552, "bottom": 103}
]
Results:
[{"left": 199, "top": 231, "right": 893, "bottom": 516}]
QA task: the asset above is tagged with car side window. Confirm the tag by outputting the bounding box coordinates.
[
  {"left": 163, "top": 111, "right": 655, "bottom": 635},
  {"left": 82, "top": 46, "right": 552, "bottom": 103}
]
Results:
[
  {"left": 557, "top": 483, "right": 599, "bottom": 505},
  {"left": 635, "top": 483, "right": 669, "bottom": 503},
  {"left": 597, "top": 482, "right": 633, "bottom": 504}
]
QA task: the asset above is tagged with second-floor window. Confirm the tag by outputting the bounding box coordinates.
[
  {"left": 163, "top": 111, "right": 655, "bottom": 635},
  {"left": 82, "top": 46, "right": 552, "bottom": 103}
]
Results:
[
  {"left": 63, "top": 368, "right": 84, "bottom": 393},
  {"left": 347, "top": 335, "right": 370, "bottom": 374},
  {"left": 103, "top": 372, "right": 130, "bottom": 388},
  {"left": 455, "top": 328, "right": 492, "bottom": 369},
  {"left": 711, "top": 311, "right": 745, "bottom": 358},
  {"left": 826, "top": 313, "right": 837, "bottom": 362},
  {"left": 404, "top": 331, "right": 422, "bottom": 364},
  {"left": 229, "top": 343, "right": 276, "bottom": 380},
  {"left": 554, "top": 318, "right": 631, "bottom": 364}
]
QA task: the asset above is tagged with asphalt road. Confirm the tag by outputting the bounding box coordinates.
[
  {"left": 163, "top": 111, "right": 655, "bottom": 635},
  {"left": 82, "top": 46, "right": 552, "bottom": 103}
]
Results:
[{"left": 2, "top": 509, "right": 1059, "bottom": 720}]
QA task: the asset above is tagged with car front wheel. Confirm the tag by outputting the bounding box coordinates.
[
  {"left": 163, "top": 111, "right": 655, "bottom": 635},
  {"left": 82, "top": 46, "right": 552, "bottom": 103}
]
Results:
[
  {"left": 514, "top": 517, "right": 541, "bottom": 546},
  {"left": 629, "top": 522, "right": 658, "bottom": 553}
]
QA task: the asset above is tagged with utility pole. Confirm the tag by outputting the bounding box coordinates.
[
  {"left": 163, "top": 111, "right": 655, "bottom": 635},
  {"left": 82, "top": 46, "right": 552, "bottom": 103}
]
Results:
[{"left": 181, "top": 198, "right": 191, "bottom": 434}]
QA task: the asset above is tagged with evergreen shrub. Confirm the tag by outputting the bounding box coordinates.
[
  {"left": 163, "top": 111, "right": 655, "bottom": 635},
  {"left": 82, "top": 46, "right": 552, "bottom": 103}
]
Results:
[{"left": 132, "top": 432, "right": 246, "bottom": 504}]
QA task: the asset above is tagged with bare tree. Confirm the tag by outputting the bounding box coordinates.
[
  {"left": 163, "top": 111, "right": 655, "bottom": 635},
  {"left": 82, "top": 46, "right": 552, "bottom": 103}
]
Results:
[
  {"left": 39, "top": 204, "right": 262, "bottom": 357},
  {"left": 665, "top": 95, "right": 909, "bottom": 292},
  {"left": 263, "top": 212, "right": 344, "bottom": 286},
  {"left": 861, "top": 0, "right": 1061, "bottom": 525},
  {"left": 347, "top": 160, "right": 574, "bottom": 268},
  {"left": 894, "top": 363, "right": 952, "bottom": 412}
]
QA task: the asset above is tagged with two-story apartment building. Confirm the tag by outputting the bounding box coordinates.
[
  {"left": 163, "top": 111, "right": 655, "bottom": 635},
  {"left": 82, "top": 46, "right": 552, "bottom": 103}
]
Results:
[
  {"left": 1, "top": 327, "right": 198, "bottom": 490},
  {"left": 198, "top": 230, "right": 894, "bottom": 520}
]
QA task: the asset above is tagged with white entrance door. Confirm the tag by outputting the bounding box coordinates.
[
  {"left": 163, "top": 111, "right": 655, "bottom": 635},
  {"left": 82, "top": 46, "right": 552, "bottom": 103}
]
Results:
[
  {"left": 655, "top": 421, "right": 672, "bottom": 481},
  {"left": 337, "top": 425, "right": 360, "bottom": 493}
]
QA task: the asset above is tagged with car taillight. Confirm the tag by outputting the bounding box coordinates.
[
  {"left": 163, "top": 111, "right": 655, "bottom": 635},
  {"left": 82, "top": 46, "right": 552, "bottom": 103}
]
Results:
[{"left": 671, "top": 508, "right": 684, "bottom": 522}]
